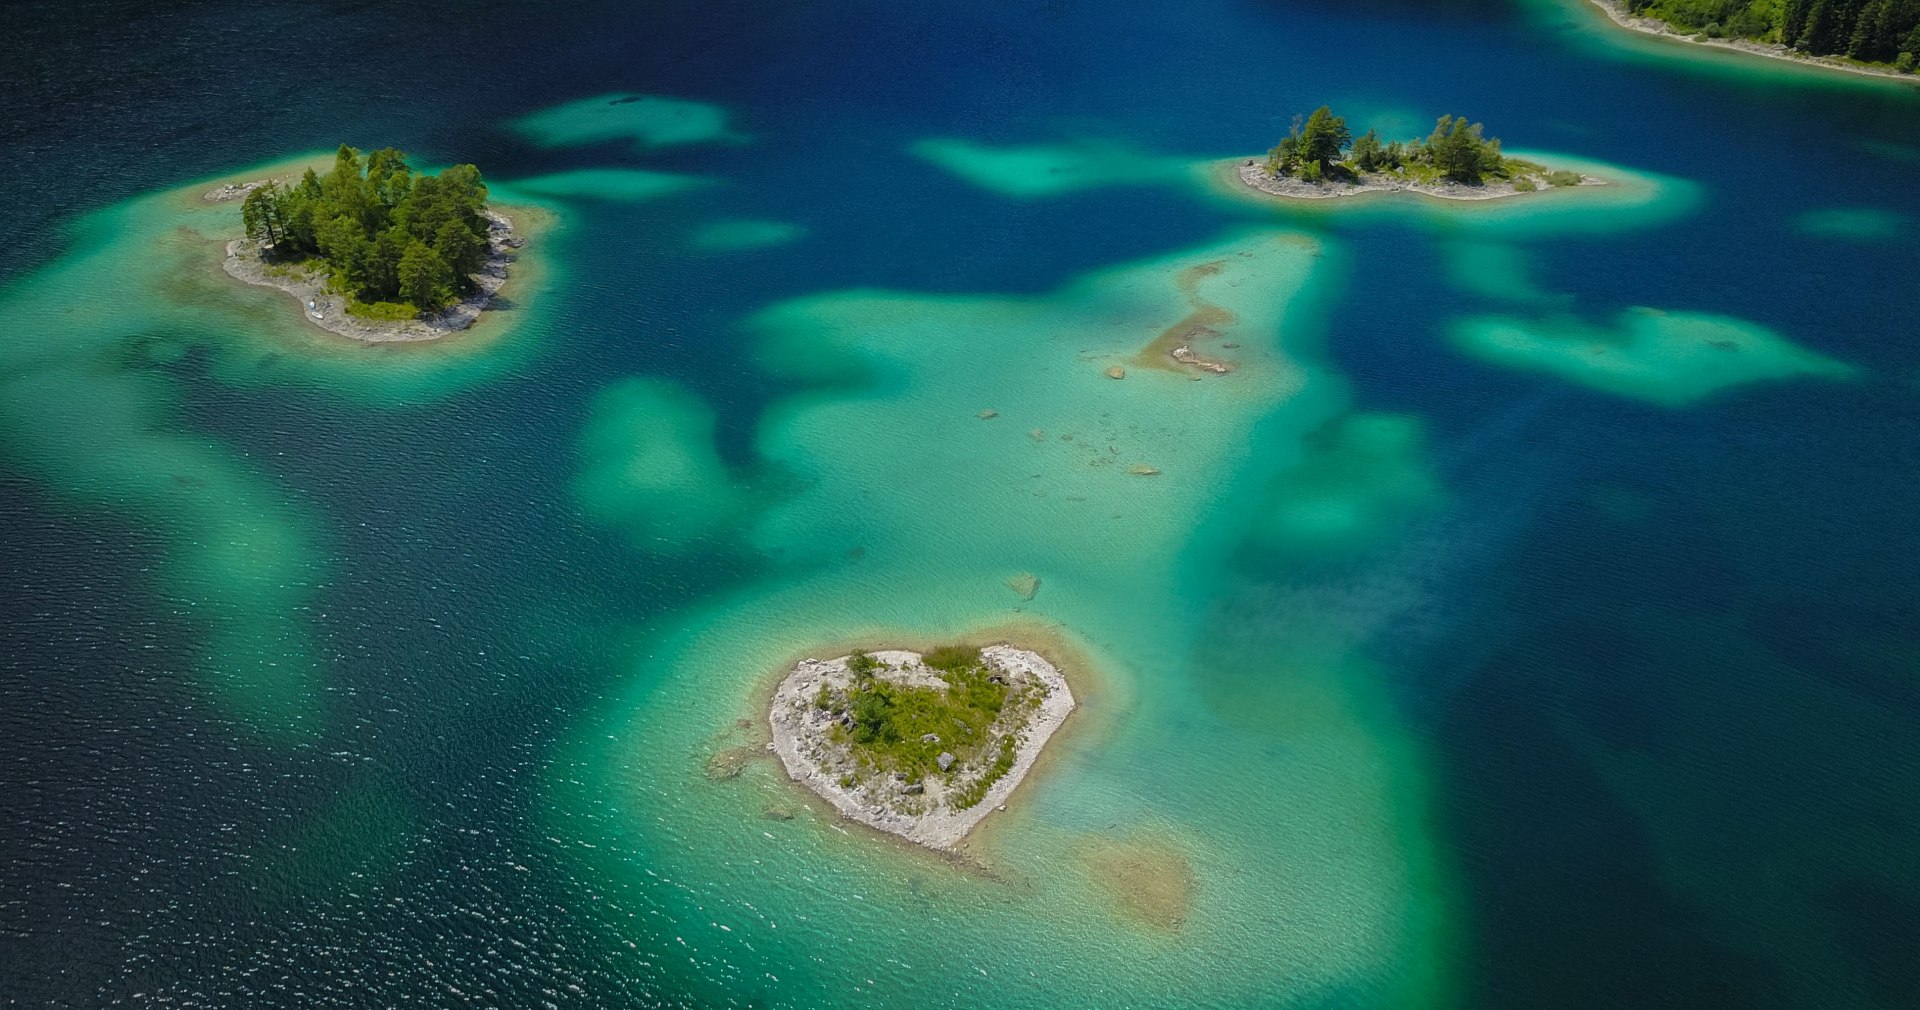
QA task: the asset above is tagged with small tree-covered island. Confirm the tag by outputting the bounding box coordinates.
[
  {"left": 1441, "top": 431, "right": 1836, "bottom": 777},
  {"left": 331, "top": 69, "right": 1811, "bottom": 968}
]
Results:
[
  {"left": 1237, "top": 106, "right": 1598, "bottom": 202},
  {"left": 767, "top": 644, "right": 1076, "bottom": 850},
  {"left": 215, "top": 145, "right": 525, "bottom": 342}
]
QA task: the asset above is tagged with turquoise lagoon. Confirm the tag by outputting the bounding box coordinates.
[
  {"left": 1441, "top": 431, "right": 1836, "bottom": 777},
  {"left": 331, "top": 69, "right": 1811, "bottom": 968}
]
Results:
[{"left": 2, "top": 1, "right": 1918, "bottom": 1008}]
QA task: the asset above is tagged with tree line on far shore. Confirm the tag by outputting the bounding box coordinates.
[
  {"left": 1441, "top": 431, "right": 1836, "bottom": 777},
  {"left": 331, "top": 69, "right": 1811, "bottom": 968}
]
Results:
[
  {"left": 1265, "top": 107, "right": 1527, "bottom": 186},
  {"left": 1627, "top": 0, "right": 1920, "bottom": 68},
  {"left": 242, "top": 145, "right": 492, "bottom": 315}
]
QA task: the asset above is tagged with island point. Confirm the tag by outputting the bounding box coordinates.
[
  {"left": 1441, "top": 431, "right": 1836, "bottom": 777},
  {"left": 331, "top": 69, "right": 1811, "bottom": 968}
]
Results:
[
  {"left": 1588, "top": 0, "right": 1920, "bottom": 84},
  {"left": 768, "top": 643, "right": 1074, "bottom": 850},
  {"left": 1238, "top": 106, "right": 1598, "bottom": 202},
  {"left": 213, "top": 145, "right": 525, "bottom": 342}
]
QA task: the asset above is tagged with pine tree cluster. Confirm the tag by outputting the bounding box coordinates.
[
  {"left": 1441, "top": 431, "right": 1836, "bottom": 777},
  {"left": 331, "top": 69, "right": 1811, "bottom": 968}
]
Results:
[
  {"left": 1266, "top": 108, "right": 1506, "bottom": 185},
  {"left": 242, "top": 146, "right": 492, "bottom": 314}
]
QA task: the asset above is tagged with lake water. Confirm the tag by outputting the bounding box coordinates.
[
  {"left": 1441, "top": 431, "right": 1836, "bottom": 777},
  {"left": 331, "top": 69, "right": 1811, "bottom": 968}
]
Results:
[{"left": 2, "top": 0, "right": 1917, "bottom": 1007}]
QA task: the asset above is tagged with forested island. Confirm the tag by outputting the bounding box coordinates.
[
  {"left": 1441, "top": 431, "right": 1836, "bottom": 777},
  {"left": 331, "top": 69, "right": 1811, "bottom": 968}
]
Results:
[
  {"left": 1596, "top": 0, "right": 1920, "bottom": 77},
  {"left": 218, "top": 145, "right": 524, "bottom": 342},
  {"left": 1238, "top": 107, "right": 1593, "bottom": 202},
  {"left": 768, "top": 644, "right": 1075, "bottom": 850}
]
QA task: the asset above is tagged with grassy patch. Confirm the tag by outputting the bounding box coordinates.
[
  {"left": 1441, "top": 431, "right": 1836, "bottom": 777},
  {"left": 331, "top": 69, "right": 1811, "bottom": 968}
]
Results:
[
  {"left": 821, "top": 646, "right": 1018, "bottom": 783},
  {"left": 952, "top": 738, "right": 1016, "bottom": 809},
  {"left": 922, "top": 644, "right": 982, "bottom": 673},
  {"left": 1398, "top": 162, "right": 1446, "bottom": 185}
]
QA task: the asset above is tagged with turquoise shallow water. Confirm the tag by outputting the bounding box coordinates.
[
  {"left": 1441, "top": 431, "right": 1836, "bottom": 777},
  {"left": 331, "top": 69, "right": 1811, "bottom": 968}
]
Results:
[{"left": 3, "top": 1, "right": 1919, "bottom": 1007}]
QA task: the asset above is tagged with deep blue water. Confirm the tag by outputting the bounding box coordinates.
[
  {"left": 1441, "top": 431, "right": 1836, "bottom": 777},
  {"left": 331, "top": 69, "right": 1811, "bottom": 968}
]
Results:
[{"left": 4, "top": 0, "right": 1919, "bottom": 1006}]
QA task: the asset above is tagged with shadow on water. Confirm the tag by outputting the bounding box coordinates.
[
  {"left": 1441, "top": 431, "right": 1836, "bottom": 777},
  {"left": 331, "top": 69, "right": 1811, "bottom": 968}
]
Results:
[
  {"left": 1821, "top": 878, "right": 1920, "bottom": 1008},
  {"left": 1747, "top": 593, "right": 1920, "bottom": 719},
  {"left": 1418, "top": 425, "right": 1920, "bottom": 1008},
  {"left": 1432, "top": 652, "right": 1794, "bottom": 1009},
  {"left": 1422, "top": 480, "right": 1789, "bottom": 1005}
]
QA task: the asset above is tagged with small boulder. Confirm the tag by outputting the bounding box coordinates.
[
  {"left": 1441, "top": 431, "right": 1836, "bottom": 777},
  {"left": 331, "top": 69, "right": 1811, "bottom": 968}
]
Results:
[
  {"left": 937, "top": 752, "right": 956, "bottom": 772},
  {"left": 904, "top": 782, "right": 925, "bottom": 795},
  {"left": 921, "top": 733, "right": 941, "bottom": 744},
  {"left": 1106, "top": 366, "right": 1126, "bottom": 379},
  {"left": 704, "top": 748, "right": 750, "bottom": 781}
]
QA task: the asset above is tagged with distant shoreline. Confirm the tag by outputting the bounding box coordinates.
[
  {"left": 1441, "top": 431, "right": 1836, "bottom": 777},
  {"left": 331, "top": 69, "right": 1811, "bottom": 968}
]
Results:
[
  {"left": 209, "top": 179, "right": 529, "bottom": 344},
  {"left": 1232, "top": 159, "right": 1600, "bottom": 204},
  {"left": 1585, "top": 0, "right": 1920, "bottom": 85}
]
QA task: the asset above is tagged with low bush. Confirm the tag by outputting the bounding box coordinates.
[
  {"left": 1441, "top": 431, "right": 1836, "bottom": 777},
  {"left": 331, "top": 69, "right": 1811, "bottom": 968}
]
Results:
[
  {"left": 832, "top": 651, "right": 1015, "bottom": 782},
  {"left": 922, "top": 644, "right": 981, "bottom": 673},
  {"left": 953, "top": 738, "right": 1017, "bottom": 810},
  {"left": 346, "top": 298, "right": 420, "bottom": 321}
]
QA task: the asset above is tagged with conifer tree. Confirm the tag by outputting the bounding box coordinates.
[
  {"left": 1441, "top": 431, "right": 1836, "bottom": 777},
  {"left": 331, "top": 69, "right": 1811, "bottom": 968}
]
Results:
[
  {"left": 1299, "top": 106, "right": 1351, "bottom": 170},
  {"left": 1350, "top": 129, "right": 1386, "bottom": 172},
  {"left": 241, "top": 183, "right": 284, "bottom": 247},
  {"left": 239, "top": 146, "right": 491, "bottom": 313},
  {"left": 398, "top": 240, "right": 455, "bottom": 311}
]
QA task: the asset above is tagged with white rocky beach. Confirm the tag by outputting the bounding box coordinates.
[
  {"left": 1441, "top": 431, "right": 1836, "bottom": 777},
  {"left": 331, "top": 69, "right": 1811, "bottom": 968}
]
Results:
[
  {"left": 767, "top": 645, "right": 1075, "bottom": 850},
  {"left": 1235, "top": 159, "right": 1598, "bottom": 202}
]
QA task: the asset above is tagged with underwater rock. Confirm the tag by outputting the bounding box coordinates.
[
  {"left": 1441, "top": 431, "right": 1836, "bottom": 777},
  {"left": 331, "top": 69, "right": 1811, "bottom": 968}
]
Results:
[{"left": 1006, "top": 572, "right": 1042, "bottom": 600}]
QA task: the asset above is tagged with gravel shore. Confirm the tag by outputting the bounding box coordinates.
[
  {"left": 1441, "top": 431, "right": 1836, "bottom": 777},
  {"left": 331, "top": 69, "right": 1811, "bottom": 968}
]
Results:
[
  {"left": 767, "top": 645, "right": 1075, "bottom": 851},
  {"left": 1235, "top": 160, "right": 1596, "bottom": 203}
]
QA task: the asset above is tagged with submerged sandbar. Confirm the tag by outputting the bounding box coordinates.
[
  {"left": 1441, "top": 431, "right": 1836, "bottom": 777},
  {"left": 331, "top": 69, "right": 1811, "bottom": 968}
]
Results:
[{"left": 768, "top": 644, "right": 1074, "bottom": 850}]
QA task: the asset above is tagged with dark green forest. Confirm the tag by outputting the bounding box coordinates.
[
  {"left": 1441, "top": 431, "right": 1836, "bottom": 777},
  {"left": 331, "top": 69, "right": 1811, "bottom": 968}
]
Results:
[
  {"left": 242, "top": 145, "right": 493, "bottom": 316},
  {"left": 1626, "top": 0, "right": 1920, "bottom": 66}
]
